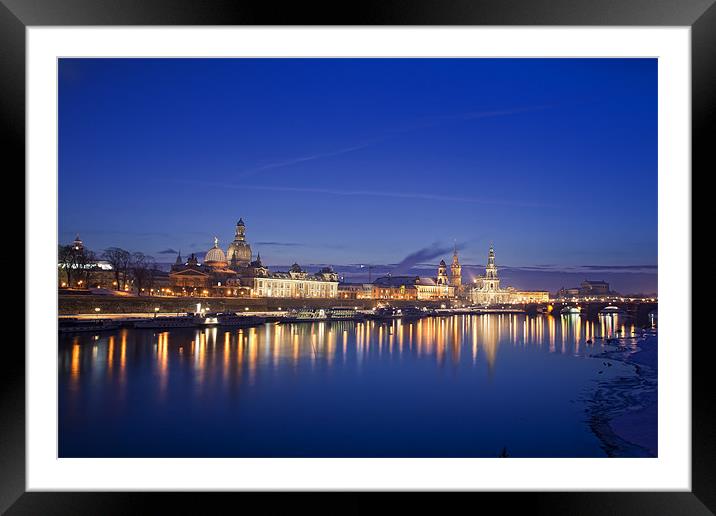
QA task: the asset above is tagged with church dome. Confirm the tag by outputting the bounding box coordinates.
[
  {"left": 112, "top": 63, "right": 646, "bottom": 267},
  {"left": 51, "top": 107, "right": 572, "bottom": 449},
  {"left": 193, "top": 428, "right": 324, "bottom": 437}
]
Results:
[
  {"left": 227, "top": 241, "right": 251, "bottom": 266},
  {"left": 205, "top": 237, "right": 227, "bottom": 266},
  {"left": 227, "top": 217, "right": 252, "bottom": 267}
]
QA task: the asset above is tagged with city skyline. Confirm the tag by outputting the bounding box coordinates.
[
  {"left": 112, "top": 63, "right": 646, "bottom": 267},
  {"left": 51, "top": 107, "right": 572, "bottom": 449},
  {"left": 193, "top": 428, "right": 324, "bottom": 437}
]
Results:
[{"left": 59, "top": 58, "right": 657, "bottom": 292}]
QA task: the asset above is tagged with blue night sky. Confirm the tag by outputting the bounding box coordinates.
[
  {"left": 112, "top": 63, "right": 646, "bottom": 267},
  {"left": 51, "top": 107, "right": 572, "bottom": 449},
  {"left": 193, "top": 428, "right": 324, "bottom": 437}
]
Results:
[{"left": 59, "top": 58, "right": 657, "bottom": 292}]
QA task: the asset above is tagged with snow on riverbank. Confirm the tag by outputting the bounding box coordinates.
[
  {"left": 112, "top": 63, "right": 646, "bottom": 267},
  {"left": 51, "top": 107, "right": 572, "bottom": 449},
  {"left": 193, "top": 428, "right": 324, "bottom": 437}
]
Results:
[{"left": 586, "top": 333, "right": 658, "bottom": 457}]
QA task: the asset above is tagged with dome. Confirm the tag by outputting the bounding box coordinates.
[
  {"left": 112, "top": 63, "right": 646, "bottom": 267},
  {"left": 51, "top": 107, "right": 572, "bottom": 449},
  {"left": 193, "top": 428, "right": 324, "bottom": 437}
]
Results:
[
  {"left": 227, "top": 217, "right": 251, "bottom": 267},
  {"left": 227, "top": 241, "right": 252, "bottom": 266},
  {"left": 205, "top": 237, "right": 227, "bottom": 266}
]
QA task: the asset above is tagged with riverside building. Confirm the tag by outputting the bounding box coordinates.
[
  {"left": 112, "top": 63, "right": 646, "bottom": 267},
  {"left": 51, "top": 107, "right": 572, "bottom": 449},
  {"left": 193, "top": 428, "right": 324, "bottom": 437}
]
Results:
[
  {"left": 169, "top": 219, "right": 339, "bottom": 298},
  {"left": 470, "top": 245, "right": 549, "bottom": 305}
]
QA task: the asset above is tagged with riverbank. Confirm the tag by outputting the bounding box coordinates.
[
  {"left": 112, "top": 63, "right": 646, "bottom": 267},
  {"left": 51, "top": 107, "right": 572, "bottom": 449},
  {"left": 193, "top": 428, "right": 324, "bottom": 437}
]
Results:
[
  {"left": 58, "top": 294, "right": 389, "bottom": 315},
  {"left": 586, "top": 333, "right": 658, "bottom": 457}
]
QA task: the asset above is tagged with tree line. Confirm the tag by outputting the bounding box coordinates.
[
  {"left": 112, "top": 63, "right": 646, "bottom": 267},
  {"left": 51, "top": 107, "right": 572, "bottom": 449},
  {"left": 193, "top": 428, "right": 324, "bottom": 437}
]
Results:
[{"left": 58, "top": 245, "right": 161, "bottom": 295}]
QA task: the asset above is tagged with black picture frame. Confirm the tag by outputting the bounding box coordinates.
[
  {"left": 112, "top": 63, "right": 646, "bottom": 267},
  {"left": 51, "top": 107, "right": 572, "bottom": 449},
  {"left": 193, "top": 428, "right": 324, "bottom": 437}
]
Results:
[{"left": 4, "top": 0, "right": 710, "bottom": 512}]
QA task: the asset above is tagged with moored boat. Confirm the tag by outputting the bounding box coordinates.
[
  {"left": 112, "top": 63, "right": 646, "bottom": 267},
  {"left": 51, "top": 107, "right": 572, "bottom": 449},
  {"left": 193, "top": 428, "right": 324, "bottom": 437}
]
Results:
[
  {"left": 133, "top": 315, "right": 196, "bottom": 329},
  {"left": 327, "top": 307, "right": 365, "bottom": 321},
  {"left": 58, "top": 318, "right": 120, "bottom": 333},
  {"left": 560, "top": 306, "right": 581, "bottom": 315},
  {"left": 201, "top": 312, "right": 266, "bottom": 327}
]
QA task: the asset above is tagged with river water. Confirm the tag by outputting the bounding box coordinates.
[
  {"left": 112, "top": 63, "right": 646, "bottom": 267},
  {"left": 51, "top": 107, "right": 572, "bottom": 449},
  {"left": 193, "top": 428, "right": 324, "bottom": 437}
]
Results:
[{"left": 58, "top": 313, "right": 649, "bottom": 457}]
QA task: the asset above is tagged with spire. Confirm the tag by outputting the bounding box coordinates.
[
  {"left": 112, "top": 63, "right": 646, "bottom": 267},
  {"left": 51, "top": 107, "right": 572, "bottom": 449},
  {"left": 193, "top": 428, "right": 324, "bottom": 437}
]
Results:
[
  {"left": 213, "top": 236, "right": 219, "bottom": 248},
  {"left": 175, "top": 250, "right": 182, "bottom": 265}
]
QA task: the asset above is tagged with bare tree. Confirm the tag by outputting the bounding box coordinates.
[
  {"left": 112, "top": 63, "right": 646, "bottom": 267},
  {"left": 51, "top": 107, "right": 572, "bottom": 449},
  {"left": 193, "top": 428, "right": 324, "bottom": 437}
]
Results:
[
  {"left": 58, "top": 244, "right": 98, "bottom": 288},
  {"left": 77, "top": 249, "right": 98, "bottom": 288},
  {"left": 102, "top": 247, "right": 131, "bottom": 290},
  {"left": 58, "top": 245, "right": 74, "bottom": 287},
  {"left": 130, "top": 252, "right": 156, "bottom": 296}
]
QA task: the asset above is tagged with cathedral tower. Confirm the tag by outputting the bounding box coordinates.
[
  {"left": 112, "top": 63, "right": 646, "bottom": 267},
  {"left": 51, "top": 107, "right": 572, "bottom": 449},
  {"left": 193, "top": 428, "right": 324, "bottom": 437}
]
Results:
[
  {"left": 484, "top": 244, "right": 500, "bottom": 291},
  {"left": 450, "top": 245, "right": 462, "bottom": 287},
  {"left": 437, "top": 259, "right": 449, "bottom": 286},
  {"left": 226, "top": 217, "right": 252, "bottom": 268}
]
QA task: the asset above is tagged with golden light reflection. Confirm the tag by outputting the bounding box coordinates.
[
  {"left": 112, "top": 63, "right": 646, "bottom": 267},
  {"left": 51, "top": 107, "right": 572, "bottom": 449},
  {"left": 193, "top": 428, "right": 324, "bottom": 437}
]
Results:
[{"left": 63, "top": 313, "right": 640, "bottom": 391}]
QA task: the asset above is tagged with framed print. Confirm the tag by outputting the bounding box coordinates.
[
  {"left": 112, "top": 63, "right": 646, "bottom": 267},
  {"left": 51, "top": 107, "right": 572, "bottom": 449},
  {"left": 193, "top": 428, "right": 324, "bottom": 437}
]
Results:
[{"left": 4, "top": 0, "right": 711, "bottom": 513}]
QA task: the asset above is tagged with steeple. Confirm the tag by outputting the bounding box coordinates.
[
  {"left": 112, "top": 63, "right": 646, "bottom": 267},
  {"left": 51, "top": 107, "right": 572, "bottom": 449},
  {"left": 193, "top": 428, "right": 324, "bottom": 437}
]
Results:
[
  {"left": 235, "top": 218, "right": 246, "bottom": 241},
  {"left": 175, "top": 250, "right": 182, "bottom": 265},
  {"left": 450, "top": 243, "right": 462, "bottom": 287},
  {"left": 72, "top": 234, "right": 84, "bottom": 251},
  {"left": 485, "top": 244, "right": 498, "bottom": 280},
  {"left": 437, "top": 259, "right": 449, "bottom": 286}
]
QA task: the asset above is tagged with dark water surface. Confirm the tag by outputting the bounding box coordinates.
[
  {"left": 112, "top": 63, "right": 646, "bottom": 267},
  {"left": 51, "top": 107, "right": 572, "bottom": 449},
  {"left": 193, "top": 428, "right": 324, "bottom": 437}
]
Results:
[{"left": 59, "top": 314, "right": 642, "bottom": 457}]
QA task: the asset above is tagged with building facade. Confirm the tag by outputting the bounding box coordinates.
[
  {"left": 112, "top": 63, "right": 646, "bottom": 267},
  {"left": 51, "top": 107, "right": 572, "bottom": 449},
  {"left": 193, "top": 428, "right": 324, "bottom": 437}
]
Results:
[
  {"left": 471, "top": 245, "right": 549, "bottom": 305},
  {"left": 168, "top": 219, "right": 339, "bottom": 298},
  {"left": 371, "top": 260, "right": 455, "bottom": 301}
]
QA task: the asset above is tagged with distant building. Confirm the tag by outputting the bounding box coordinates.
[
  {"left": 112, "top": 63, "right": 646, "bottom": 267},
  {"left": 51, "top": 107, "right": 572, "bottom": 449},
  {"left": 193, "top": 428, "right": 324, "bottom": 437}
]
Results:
[
  {"left": 471, "top": 245, "right": 512, "bottom": 305},
  {"left": 471, "top": 245, "right": 549, "bottom": 305},
  {"left": 579, "top": 280, "right": 610, "bottom": 296},
  {"left": 371, "top": 261, "right": 455, "bottom": 301},
  {"left": 57, "top": 234, "right": 116, "bottom": 289},
  {"left": 509, "top": 291, "right": 550, "bottom": 303},
  {"left": 556, "top": 280, "right": 613, "bottom": 299}
]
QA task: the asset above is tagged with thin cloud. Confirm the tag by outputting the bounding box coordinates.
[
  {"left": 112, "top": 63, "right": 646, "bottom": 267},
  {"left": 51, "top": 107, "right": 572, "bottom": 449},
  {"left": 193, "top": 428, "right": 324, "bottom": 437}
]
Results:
[
  {"left": 237, "top": 143, "right": 375, "bottom": 179},
  {"left": 254, "top": 241, "right": 304, "bottom": 247},
  {"left": 157, "top": 248, "right": 179, "bottom": 254},
  {"left": 178, "top": 180, "right": 552, "bottom": 208},
  {"left": 235, "top": 105, "right": 552, "bottom": 177}
]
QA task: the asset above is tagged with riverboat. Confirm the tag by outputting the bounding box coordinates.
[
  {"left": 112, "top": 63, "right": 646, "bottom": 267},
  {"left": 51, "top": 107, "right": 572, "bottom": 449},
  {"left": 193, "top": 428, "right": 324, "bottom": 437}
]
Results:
[
  {"left": 327, "top": 307, "right": 365, "bottom": 321},
  {"left": 133, "top": 315, "right": 196, "bottom": 329},
  {"left": 58, "top": 318, "right": 120, "bottom": 333}
]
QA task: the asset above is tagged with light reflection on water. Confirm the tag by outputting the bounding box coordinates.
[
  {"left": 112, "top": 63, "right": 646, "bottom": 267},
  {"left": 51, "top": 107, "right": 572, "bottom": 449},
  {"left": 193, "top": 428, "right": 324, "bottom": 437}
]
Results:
[{"left": 59, "top": 313, "right": 641, "bottom": 458}]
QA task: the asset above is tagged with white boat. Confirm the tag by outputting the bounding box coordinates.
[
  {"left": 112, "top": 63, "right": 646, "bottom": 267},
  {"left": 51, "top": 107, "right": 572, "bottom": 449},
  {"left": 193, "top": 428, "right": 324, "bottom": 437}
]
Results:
[
  {"left": 560, "top": 306, "right": 581, "bottom": 315},
  {"left": 327, "top": 307, "right": 365, "bottom": 321}
]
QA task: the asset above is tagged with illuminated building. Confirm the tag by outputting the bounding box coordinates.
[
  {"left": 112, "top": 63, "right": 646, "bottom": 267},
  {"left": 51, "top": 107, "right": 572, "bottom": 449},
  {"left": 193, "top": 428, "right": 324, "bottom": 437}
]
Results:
[
  {"left": 471, "top": 245, "right": 511, "bottom": 305},
  {"left": 371, "top": 261, "right": 455, "bottom": 300},
  {"left": 226, "top": 218, "right": 252, "bottom": 267},
  {"left": 556, "top": 280, "right": 614, "bottom": 300},
  {"left": 450, "top": 246, "right": 462, "bottom": 288},
  {"left": 509, "top": 291, "right": 550, "bottom": 303},
  {"left": 169, "top": 220, "right": 338, "bottom": 298},
  {"left": 237, "top": 260, "right": 339, "bottom": 299},
  {"left": 470, "top": 245, "right": 549, "bottom": 305}
]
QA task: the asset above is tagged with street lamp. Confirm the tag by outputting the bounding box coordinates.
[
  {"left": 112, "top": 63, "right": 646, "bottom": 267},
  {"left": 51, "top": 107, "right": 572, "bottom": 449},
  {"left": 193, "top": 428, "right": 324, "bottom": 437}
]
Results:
[
  {"left": 94, "top": 307, "right": 101, "bottom": 319},
  {"left": 154, "top": 307, "right": 160, "bottom": 318}
]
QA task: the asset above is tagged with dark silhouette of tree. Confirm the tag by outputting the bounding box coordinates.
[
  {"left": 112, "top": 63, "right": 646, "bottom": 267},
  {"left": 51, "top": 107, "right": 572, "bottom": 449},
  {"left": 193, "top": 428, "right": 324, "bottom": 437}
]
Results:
[
  {"left": 77, "top": 249, "right": 98, "bottom": 288},
  {"left": 58, "top": 244, "right": 97, "bottom": 288},
  {"left": 130, "top": 252, "right": 156, "bottom": 296},
  {"left": 499, "top": 447, "right": 509, "bottom": 458},
  {"left": 58, "top": 245, "right": 75, "bottom": 287},
  {"left": 102, "top": 247, "right": 131, "bottom": 290}
]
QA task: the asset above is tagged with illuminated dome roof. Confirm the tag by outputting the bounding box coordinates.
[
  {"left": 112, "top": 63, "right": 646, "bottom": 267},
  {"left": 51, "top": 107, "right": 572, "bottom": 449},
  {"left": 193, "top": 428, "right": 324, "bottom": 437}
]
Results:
[
  {"left": 227, "top": 218, "right": 251, "bottom": 267},
  {"left": 227, "top": 241, "right": 251, "bottom": 266},
  {"left": 205, "top": 237, "right": 227, "bottom": 265}
]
